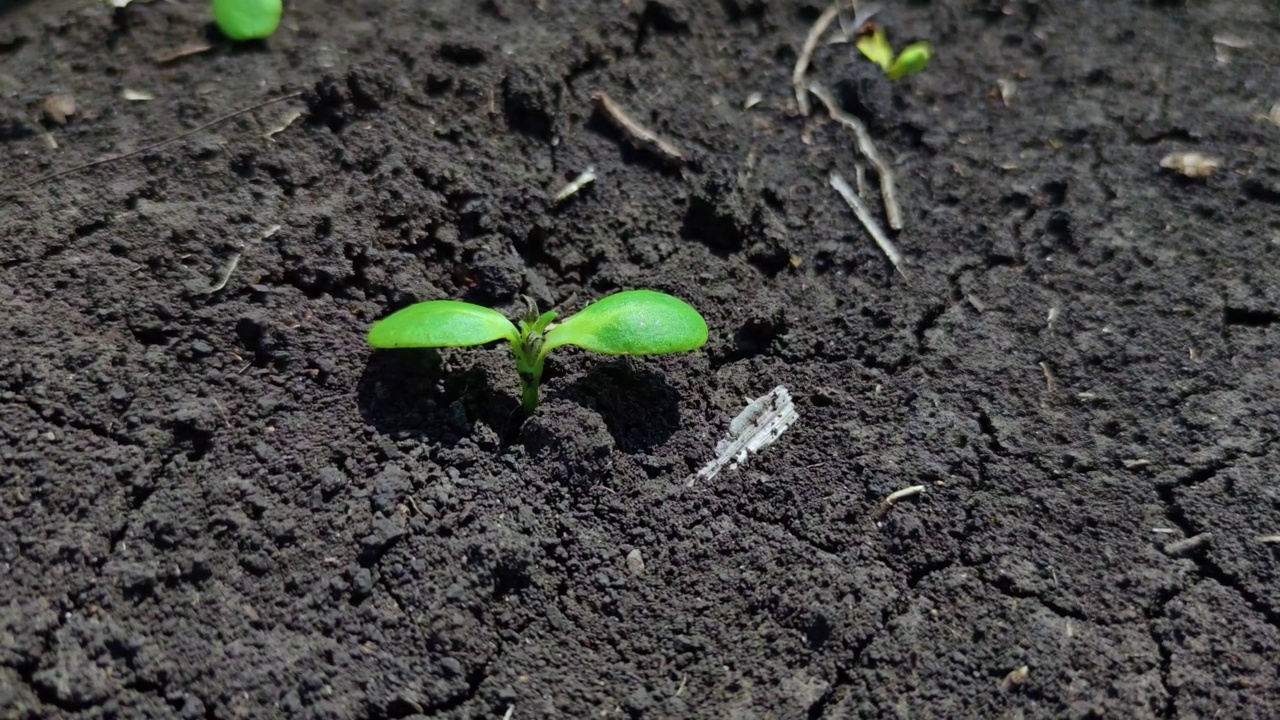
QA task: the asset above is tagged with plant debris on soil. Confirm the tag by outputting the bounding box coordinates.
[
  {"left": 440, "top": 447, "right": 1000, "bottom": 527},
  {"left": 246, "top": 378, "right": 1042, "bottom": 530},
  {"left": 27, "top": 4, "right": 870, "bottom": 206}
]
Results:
[{"left": 2, "top": 0, "right": 1278, "bottom": 718}]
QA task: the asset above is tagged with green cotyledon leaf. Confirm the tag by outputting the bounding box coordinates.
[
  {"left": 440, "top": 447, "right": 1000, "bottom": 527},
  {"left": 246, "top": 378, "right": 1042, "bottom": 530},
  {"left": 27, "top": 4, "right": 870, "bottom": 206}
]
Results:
[
  {"left": 855, "top": 27, "right": 895, "bottom": 71},
  {"left": 886, "top": 41, "right": 932, "bottom": 80},
  {"left": 211, "top": 0, "right": 283, "bottom": 41},
  {"left": 367, "top": 300, "right": 519, "bottom": 349},
  {"left": 542, "top": 290, "right": 708, "bottom": 357}
]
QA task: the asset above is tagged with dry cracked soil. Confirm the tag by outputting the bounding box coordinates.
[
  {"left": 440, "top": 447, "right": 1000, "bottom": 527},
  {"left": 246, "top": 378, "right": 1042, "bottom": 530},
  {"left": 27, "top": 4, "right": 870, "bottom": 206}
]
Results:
[{"left": 1, "top": 0, "right": 1279, "bottom": 718}]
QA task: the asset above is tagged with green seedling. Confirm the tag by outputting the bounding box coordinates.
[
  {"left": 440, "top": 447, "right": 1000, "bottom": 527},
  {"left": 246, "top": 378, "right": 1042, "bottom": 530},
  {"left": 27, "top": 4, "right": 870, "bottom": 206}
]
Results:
[
  {"left": 212, "top": 0, "right": 282, "bottom": 41},
  {"left": 367, "top": 289, "right": 708, "bottom": 414},
  {"left": 856, "top": 26, "right": 932, "bottom": 80}
]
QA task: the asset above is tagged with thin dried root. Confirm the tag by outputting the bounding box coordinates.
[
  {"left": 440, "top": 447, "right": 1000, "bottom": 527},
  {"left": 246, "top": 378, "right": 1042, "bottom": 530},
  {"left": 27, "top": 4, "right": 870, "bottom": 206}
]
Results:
[
  {"left": 551, "top": 167, "right": 597, "bottom": 204},
  {"left": 1162, "top": 533, "right": 1211, "bottom": 557},
  {"left": 591, "top": 91, "right": 686, "bottom": 166},
  {"left": 204, "top": 253, "right": 242, "bottom": 294},
  {"left": 808, "top": 80, "right": 903, "bottom": 230},
  {"left": 1039, "top": 361, "right": 1056, "bottom": 392},
  {"left": 793, "top": 3, "right": 842, "bottom": 116},
  {"left": 830, "top": 172, "right": 906, "bottom": 278},
  {"left": 873, "top": 484, "right": 925, "bottom": 520},
  {"left": 203, "top": 224, "right": 278, "bottom": 294}
]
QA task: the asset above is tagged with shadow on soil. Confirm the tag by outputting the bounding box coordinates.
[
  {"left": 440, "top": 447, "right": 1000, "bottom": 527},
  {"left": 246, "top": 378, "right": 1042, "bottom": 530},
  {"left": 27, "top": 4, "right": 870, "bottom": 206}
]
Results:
[
  {"left": 551, "top": 357, "right": 683, "bottom": 453},
  {"left": 357, "top": 348, "right": 520, "bottom": 444}
]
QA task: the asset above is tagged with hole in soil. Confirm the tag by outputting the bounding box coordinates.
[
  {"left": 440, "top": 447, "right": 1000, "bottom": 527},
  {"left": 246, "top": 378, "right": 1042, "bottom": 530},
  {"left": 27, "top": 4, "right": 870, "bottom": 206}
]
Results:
[
  {"left": 1044, "top": 209, "right": 1075, "bottom": 252},
  {"left": 975, "top": 410, "right": 1008, "bottom": 455},
  {"left": 438, "top": 42, "right": 487, "bottom": 65},
  {"left": 634, "top": 0, "right": 690, "bottom": 53},
  {"left": 129, "top": 326, "right": 174, "bottom": 347},
  {"left": 169, "top": 424, "right": 213, "bottom": 462},
  {"left": 1224, "top": 307, "right": 1278, "bottom": 328},
  {"left": 74, "top": 219, "right": 109, "bottom": 238},
  {"left": 0, "top": 35, "right": 30, "bottom": 56},
  {"left": 805, "top": 614, "right": 831, "bottom": 650},
  {"left": 0, "top": 118, "right": 34, "bottom": 142},
  {"left": 1042, "top": 180, "right": 1068, "bottom": 206},
  {"left": 491, "top": 561, "right": 532, "bottom": 600},
  {"left": 719, "top": 0, "right": 765, "bottom": 25},
  {"left": 1241, "top": 179, "right": 1280, "bottom": 205}
]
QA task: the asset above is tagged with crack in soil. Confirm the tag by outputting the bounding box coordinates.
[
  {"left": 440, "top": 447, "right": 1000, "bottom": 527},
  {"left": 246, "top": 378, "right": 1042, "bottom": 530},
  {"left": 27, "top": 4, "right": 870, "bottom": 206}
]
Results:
[
  {"left": 1147, "top": 585, "right": 1184, "bottom": 720},
  {"left": 1148, "top": 453, "right": 1280, "bottom": 718},
  {"left": 1155, "top": 456, "right": 1280, "bottom": 630},
  {"left": 806, "top": 665, "right": 856, "bottom": 719},
  {"left": 974, "top": 407, "right": 1009, "bottom": 457}
]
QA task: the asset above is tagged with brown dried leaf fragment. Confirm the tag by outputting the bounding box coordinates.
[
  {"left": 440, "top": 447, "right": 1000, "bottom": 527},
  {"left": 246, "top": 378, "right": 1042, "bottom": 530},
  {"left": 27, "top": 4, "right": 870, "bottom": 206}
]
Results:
[{"left": 40, "top": 95, "right": 76, "bottom": 125}]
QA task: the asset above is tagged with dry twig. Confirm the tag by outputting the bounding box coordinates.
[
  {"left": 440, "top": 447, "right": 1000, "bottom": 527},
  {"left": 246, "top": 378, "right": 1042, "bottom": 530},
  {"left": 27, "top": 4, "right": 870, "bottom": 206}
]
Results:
[
  {"left": 873, "top": 484, "right": 925, "bottom": 520},
  {"left": 792, "top": 3, "right": 842, "bottom": 116},
  {"left": 551, "top": 167, "right": 597, "bottom": 204},
  {"left": 591, "top": 91, "right": 685, "bottom": 166},
  {"left": 1039, "top": 361, "right": 1055, "bottom": 392},
  {"left": 808, "top": 80, "right": 902, "bottom": 230},
  {"left": 205, "top": 253, "right": 242, "bottom": 294},
  {"left": 829, "top": 172, "right": 906, "bottom": 278},
  {"left": 1162, "top": 533, "right": 1211, "bottom": 557}
]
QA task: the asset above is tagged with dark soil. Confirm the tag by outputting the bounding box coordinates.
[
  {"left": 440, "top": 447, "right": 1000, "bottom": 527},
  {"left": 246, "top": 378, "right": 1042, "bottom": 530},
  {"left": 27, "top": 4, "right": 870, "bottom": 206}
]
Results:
[{"left": 3, "top": 0, "right": 1279, "bottom": 718}]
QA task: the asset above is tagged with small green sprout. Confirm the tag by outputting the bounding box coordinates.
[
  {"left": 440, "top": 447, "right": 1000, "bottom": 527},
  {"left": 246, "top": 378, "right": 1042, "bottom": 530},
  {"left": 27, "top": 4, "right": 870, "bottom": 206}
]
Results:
[
  {"left": 367, "top": 290, "right": 708, "bottom": 414},
  {"left": 211, "top": 0, "right": 282, "bottom": 41},
  {"left": 856, "top": 26, "right": 932, "bottom": 80}
]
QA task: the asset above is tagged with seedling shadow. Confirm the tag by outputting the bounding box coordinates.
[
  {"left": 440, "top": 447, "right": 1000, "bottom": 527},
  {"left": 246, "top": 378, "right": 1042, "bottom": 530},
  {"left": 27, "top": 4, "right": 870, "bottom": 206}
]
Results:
[
  {"left": 550, "top": 357, "right": 682, "bottom": 453},
  {"left": 205, "top": 23, "right": 273, "bottom": 53},
  {"left": 357, "top": 348, "right": 520, "bottom": 445}
]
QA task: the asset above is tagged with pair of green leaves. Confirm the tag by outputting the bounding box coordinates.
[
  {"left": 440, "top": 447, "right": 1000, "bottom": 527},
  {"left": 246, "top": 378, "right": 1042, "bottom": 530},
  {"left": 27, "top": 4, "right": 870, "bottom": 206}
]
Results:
[
  {"left": 856, "top": 28, "right": 932, "bottom": 81},
  {"left": 367, "top": 290, "right": 705, "bottom": 357},
  {"left": 367, "top": 289, "right": 708, "bottom": 413}
]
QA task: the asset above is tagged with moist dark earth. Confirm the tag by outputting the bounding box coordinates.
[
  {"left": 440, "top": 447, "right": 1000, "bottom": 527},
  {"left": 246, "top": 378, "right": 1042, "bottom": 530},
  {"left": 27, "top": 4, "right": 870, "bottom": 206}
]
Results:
[{"left": 2, "top": 0, "right": 1279, "bottom": 718}]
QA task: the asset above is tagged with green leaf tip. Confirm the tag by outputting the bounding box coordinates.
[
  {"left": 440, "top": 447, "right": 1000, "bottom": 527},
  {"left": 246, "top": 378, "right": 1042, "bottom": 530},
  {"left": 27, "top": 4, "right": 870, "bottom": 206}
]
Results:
[
  {"left": 856, "top": 24, "right": 932, "bottom": 81},
  {"left": 543, "top": 289, "right": 708, "bottom": 357},
  {"left": 856, "top": 28, "right": 895, "bottom": 71},
  {"left": 886, "top": 41, "right": 932, "bottom": 80},
  {"left": 366, "top": 300, "right": 519, "bottom": 349},
  {"left": 211, "top": 0, "right": 283, "bottom": 41}
]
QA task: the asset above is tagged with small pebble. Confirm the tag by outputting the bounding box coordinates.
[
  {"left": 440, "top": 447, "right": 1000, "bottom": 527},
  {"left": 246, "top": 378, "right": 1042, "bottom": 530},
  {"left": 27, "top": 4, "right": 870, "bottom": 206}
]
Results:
[
  {"left": 440, "top": 657, "right": 463, "bottom": 677},
  {"left": 626, "top": 548, "right": 645, "bottom": 576}
]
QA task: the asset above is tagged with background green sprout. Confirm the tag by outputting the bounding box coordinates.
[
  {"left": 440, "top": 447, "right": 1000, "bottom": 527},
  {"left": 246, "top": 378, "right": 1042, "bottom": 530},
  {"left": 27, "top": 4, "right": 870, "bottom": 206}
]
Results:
[
  {"left": 211, "top": 0, "right": 283, "bottom": 41},
  {"left": 367, "top": 289, "right": 708, "bottom": 414},
  {"left": 856, "top": 27, "right": 932, "bottom": 80}
]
